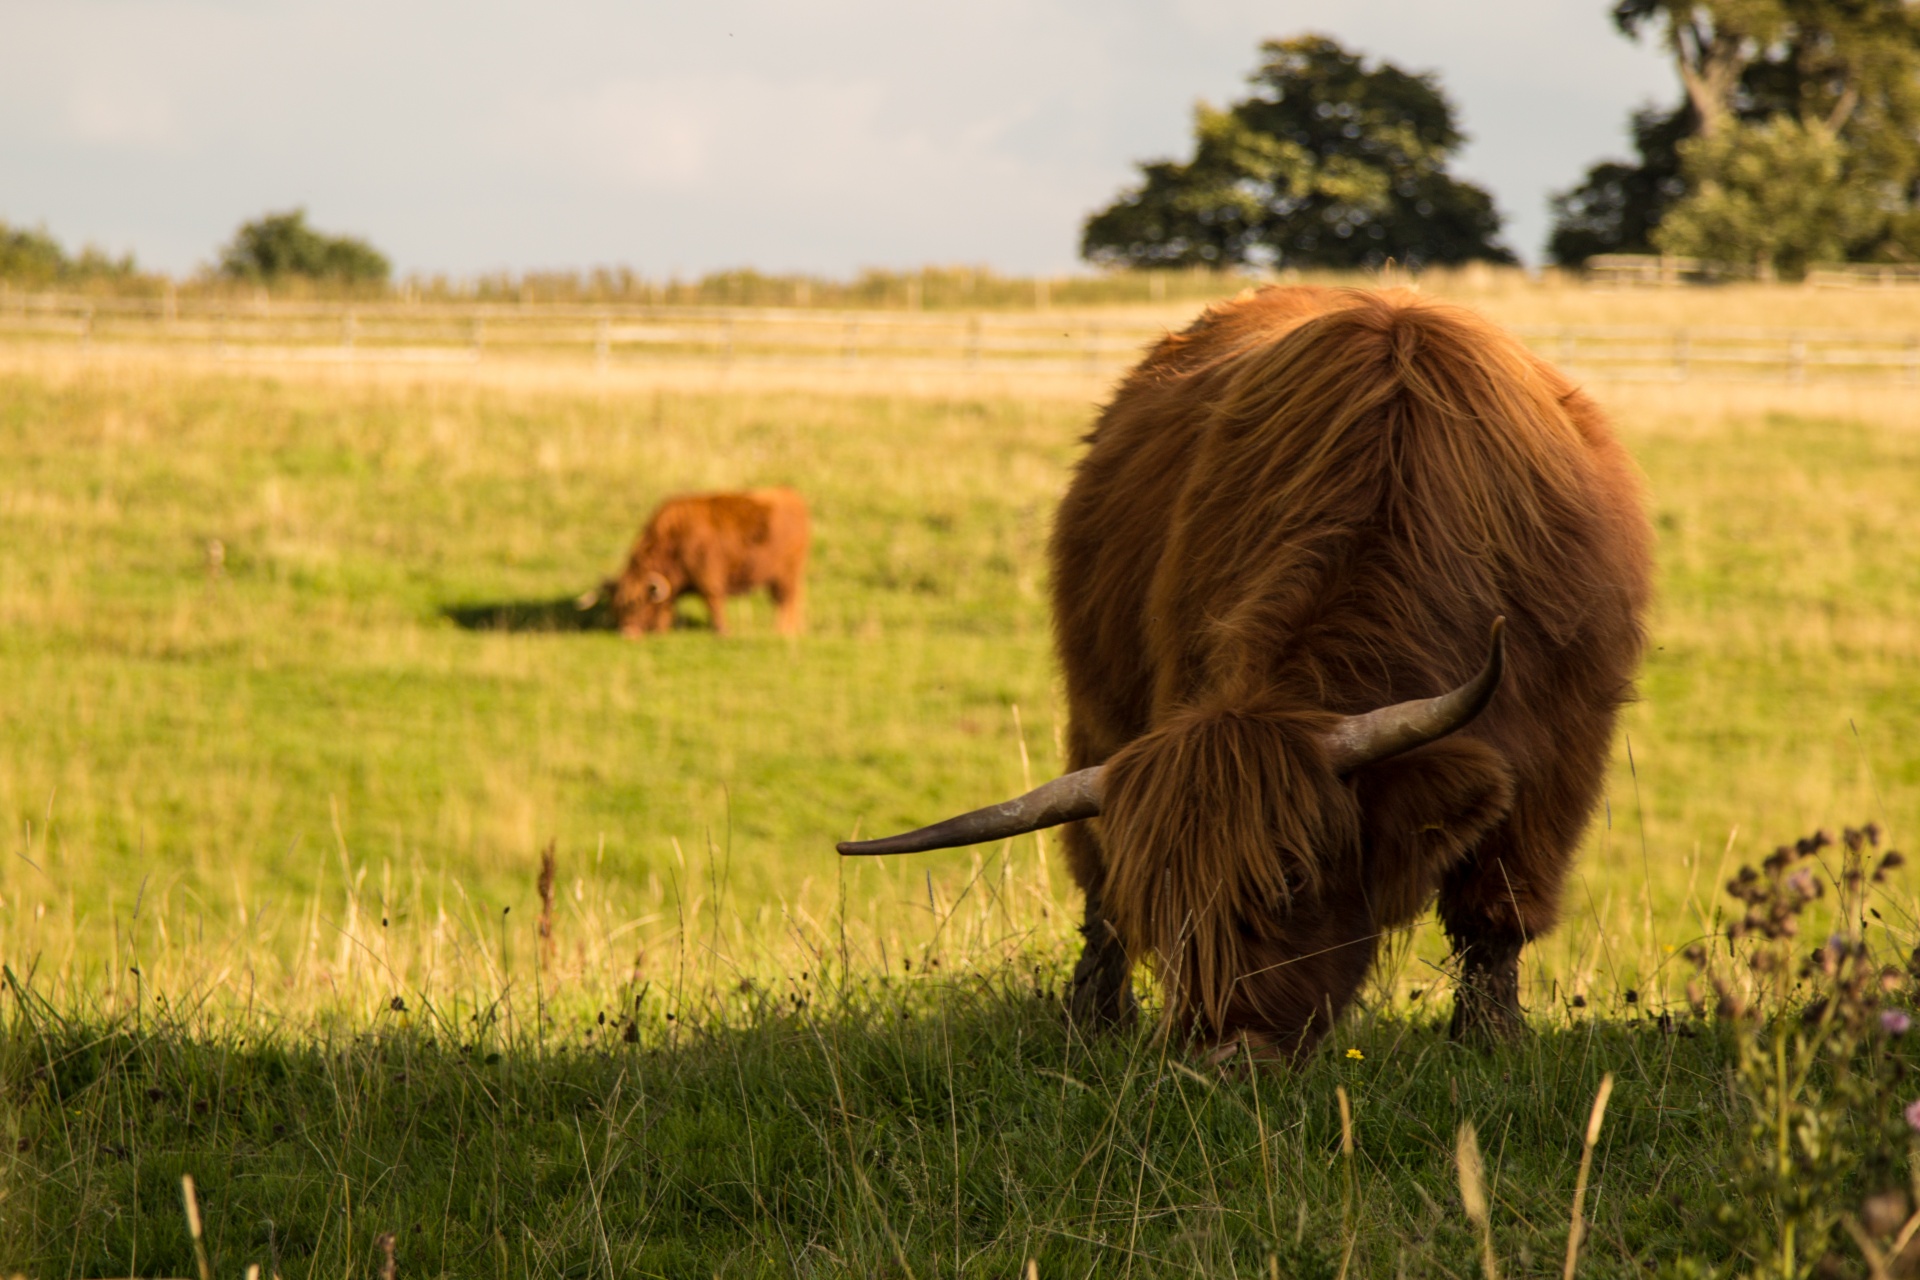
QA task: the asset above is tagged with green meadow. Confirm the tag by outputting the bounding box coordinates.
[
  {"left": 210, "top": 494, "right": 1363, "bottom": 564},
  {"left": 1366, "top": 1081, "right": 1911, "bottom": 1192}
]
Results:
[{"left": 5, "top": 339, "right": 1920, "bottom": 1276}]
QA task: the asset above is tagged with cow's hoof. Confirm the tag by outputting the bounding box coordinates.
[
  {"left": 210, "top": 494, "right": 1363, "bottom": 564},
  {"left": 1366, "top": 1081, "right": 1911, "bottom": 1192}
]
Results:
[
  {"left": 1448, "top": 991, "right": 1527, "bottom": 1046},
  {"left": 1205, "top": 1033, "right": 1290, "bottom": 1078},
  {"left": 1066, "top": 977, "right": 1137, "bottom": 1031},
  {"left": 1066, "top": 928, "right": 1137, "bottom": 1031}
]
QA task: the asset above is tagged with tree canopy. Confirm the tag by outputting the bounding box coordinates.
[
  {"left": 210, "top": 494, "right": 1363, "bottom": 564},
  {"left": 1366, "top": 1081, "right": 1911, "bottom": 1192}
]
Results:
[
  {"left": 219, "top": 209, "right": 390, "bottom": 285},
  {"left": 1082, "top": 35, "right": 1513, "bottom": 271},
  {"left": 1652, "top": 115, "right": 1883, "bottom": 276},
  {"left": 1550, "top": 1, "right": 1920, "bottom": 271},
  {"left": 0, "top": 221, "right": 138, "bottom": 285}
]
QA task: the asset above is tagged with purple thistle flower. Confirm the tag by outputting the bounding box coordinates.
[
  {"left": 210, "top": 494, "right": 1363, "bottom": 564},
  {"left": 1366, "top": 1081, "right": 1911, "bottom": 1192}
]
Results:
[
  {"left": 1905, "top": 1098, "right": 1920, "bottom": 1133},
  {"left": 1884, "top": 1010, "right": 1913, "bottom": 1036}
]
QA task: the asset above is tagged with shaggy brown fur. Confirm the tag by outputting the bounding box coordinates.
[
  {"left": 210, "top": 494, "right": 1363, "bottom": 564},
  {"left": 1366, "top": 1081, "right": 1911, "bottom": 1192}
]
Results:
[
  {"left": 610, "top": 487, "right": 810, "bottom": 637},
  {"left": 1051, "top": 287, "right": 1651, "bottom": 1055}
]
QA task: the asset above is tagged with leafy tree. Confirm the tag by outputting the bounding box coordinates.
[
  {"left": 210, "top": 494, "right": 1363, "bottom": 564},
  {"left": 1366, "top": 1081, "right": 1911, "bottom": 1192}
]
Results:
[
  {"left": 0, "top": 221, "right": 138, "bottom": 285},
  {"left": 219, "top": 209, "right": 390, "bottom": 285},
  {"left": 0, "top": 223, "right": 68, "bottom": 283},
  {"left": 1653, "top": 115, "right": 1883, "bottom": 276},
  {"left": 1550, "top": 0, "right": 1920, "bottom": 266},
  {"left": 1546, "top": 104, "right": 1694, "bottom": 266},
  {"left": 1082, "top": 35, "right": 1513, "bottom": 271}
]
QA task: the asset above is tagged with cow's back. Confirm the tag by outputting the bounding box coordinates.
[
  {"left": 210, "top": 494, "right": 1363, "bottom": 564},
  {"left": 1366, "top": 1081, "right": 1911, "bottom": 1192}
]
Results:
[
  {"left": 1052, "top": 287, "right": 1651, "bottom": 793},
  {"left": 1049, "top": 287, "right": 1345, "bottom": 763}
]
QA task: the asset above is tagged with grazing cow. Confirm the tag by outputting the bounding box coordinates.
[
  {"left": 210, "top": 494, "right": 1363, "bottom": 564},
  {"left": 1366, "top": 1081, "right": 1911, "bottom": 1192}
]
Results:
[
  {"left": 597, "top": 487, "right": 809, "bottom": 637},
  {"left": 840, "top": 288, "right": 1651, "bottom": 1060}
]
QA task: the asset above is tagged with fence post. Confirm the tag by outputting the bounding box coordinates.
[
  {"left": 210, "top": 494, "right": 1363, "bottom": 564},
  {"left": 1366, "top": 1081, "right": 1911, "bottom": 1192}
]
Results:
[
  {"left": 1673, "top": 329, "right": 1689, "bottom": 382},
  {"left": 1789, "top": 333, "right": 1806, "bottom": 384},
  {"left": 843, "top": 319, "right": 859, "bottom": 365},
  {"left": 595, "top": 316, "right": 610, "bottom": 370},
  {"left": 342, "top": 311, "right": 356, "bottom": 358}
]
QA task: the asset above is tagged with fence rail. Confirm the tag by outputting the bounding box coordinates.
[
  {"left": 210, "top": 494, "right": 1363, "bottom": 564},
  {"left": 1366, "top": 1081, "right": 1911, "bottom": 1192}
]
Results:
[
  {"left": 3, "top": 290, "right": 1919, "bottom": 385},
  {"left": 1586, "top": 253, "right": 1920, "bottom": 290}
]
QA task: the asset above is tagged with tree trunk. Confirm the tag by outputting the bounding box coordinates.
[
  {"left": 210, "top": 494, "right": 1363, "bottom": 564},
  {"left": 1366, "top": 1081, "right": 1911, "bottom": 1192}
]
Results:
[{"left": 1670, "top": 11, "right": 1745, "bottom": 137}]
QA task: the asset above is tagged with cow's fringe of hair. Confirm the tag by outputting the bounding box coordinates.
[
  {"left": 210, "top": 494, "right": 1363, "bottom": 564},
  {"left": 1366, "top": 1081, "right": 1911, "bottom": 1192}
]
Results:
[{"left": 1100, "top": 704, "right": 1358, "bottom": 1036}]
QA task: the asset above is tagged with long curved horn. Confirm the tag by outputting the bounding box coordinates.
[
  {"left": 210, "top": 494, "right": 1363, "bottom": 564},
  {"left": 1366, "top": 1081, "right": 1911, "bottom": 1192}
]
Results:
[
  {"left": 837, "top": 767, "right": 1105, "bottom": 857},
  {"left": 1319, "top": 617, "right": 1507, "bottom": 774},
  {"left": 837, "top": 617, "right": 1505, "bottom": 857}
]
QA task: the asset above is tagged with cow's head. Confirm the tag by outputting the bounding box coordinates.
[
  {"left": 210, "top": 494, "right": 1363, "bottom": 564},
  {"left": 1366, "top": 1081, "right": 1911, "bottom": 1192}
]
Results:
[{"left": 610, "top": 562, "right": 680, "bottom": 637}]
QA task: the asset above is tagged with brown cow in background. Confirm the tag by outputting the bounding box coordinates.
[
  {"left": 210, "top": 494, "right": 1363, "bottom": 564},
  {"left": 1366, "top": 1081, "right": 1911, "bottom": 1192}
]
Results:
[
  {"left": 592, "top": 487, "right": 809, "bottom": 637},
  {"left": 841, "top": 288, "right": 1651, "bottom": 1062}
]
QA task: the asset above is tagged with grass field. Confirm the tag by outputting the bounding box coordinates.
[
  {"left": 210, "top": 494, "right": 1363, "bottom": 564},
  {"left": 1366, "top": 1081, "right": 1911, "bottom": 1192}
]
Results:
[{"left": 6, "top": 292, "right": 1920, "bottom": 1276}]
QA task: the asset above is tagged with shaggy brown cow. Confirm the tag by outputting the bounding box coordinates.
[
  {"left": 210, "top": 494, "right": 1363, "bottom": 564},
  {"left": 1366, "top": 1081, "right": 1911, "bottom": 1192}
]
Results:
[
  {"left": 840, "top": 288, "right": 1651, "bottom": 1060},
  {"left": 598, "top": 487, "right": 809, "bottom": 637}
]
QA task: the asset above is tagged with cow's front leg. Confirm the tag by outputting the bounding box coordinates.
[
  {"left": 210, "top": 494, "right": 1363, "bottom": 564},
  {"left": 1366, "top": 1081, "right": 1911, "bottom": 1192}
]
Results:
[
  {"left": 1068, "top": 893, "right": 1135, "bottom": 1029},
  {"left": 701, "top": 591, "right": 729, "bottom": 635},
  {"left": 1057, "top": 819, "right": 1134, "bottom": 1029}
]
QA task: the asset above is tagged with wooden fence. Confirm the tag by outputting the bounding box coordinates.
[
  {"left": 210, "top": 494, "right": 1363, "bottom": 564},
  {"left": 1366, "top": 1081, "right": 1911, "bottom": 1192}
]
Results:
[
  {"left": 3, "top": 290, "right": 1919, "bottom": 385},
  {"left": 1587, "top": 253, "right": 1920, "bottom": 290}
]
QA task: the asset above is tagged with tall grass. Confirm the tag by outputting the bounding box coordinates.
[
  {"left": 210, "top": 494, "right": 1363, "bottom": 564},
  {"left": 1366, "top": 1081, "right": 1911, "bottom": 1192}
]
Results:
[{"left": 0, "top": 825, "right": 1786, "bottom": 1278}]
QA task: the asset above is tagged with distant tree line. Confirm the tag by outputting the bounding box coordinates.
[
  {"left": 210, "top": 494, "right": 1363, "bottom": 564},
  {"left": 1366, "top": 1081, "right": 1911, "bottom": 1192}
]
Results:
[
  {"left": 217, "top": 209, "right": 389, "bottom": 285},
  {"left": 1087, "top": 7, "right": 1920, "bottom": 279},
  {"left": 0, "top": 222, "right": 139, "bottom": 285},
  {"left": 0, "top": 208, "right": 389, "bottom": 288}
]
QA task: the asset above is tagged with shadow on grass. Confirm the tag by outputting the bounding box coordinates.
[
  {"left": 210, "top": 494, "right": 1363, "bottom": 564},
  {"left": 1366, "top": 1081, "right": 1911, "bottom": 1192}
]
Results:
[{"left": 441, "top": 592, "right": 617, "bottom": 633}]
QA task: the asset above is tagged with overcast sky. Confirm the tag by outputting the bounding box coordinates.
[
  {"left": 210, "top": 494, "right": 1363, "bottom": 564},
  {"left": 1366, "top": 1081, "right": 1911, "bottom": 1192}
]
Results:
[{"left": 1, "top": 1, "right": 1678, "bottom": 276}]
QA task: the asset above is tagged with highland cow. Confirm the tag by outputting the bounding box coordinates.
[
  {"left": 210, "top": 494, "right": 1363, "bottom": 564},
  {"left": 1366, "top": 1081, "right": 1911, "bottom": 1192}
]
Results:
[
  {"left": 840, "top": 288, "right": 1651, "bottom": 1061},
  {"left": 595, "top": 487, "right": 809, "bottom": 637}
]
